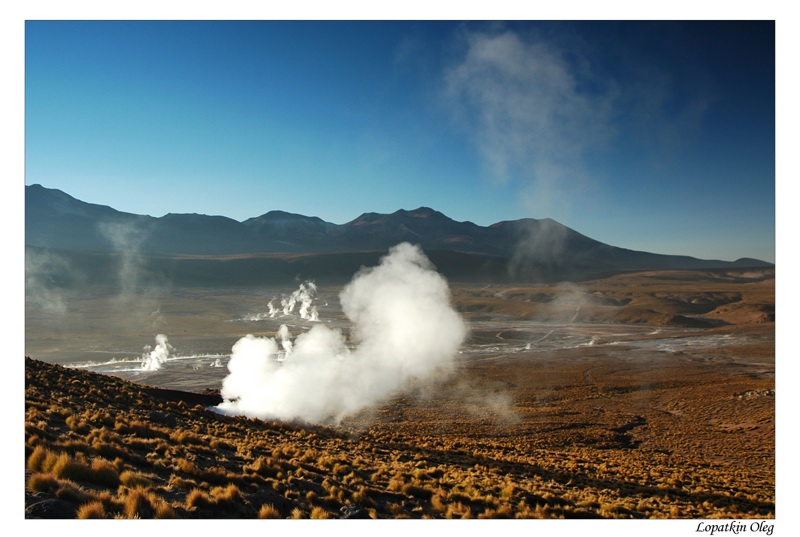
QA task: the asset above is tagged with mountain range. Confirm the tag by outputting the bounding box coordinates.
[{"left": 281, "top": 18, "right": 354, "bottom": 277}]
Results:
[{"left": 25, "top": 184, "right": 771, "bottom": 284}]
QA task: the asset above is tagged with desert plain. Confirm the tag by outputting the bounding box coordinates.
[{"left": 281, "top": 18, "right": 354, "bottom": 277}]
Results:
[{"left": 24, "top": 266, "right": 775, "bottom": 519}]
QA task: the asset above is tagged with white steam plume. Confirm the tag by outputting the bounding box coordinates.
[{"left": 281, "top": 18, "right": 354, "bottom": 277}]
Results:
[
  {"left": 276, "top": 324, "right": 293, "bottom": 356},
  {"left": 97, "top": 220, "right": 149, "bottom": 296},
  {"left": 445, "top": 28, "right": 616, "bottom": 215},
  {"left": 280, "top": 281, "right": 319, "bottom": 321},
  {"left": 141, "top": 334, "right": 173, "bottom": 371},
  {"left": 25, "top": 248, "right": 72, "bottom": 314},
  {"left": 217, "top": 243, "right": 467, "bottom": 423}
]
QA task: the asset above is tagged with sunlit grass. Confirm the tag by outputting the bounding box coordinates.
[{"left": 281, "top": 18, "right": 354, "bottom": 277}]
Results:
[{"left": 24, "top": 347, "right": 774, "bottom": 520}]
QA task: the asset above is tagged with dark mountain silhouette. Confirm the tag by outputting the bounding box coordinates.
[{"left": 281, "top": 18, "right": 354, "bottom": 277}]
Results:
[{"left": 25, "top": 184, "right": 772, "bottom": 284}]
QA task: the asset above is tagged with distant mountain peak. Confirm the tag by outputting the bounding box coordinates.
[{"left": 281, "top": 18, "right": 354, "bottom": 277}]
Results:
[
  {"left": 399, "top": 207, "right": 442, "bottom": 218},
  {"left": 24, "top": 184, "right": 773, "bottom": 271},
  {"left": 255, "top": 210, "right": 316, "bottom": 220}
]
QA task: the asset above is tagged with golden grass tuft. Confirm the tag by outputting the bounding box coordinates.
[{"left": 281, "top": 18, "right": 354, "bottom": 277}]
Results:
[
  {"left": 119, "top": 470, "right": 153, "bottom": 489},
  {"left": 122, "top": 488, "right": 157, "bottom": 519},
  {"left": 55, "top": 481, "right": 93, "bottom": 504},
  {"left": 186, "top": 488, "right": 215, "bottom": 510},
  {"left": 310, "top": 506, "right": 331, "bottom": 519},
  {"left": 258, "top": 503, "right": 282, "bottom": 519},
  {"left": 27, "top": 445, "right": 58, "bottom": 473},
  {"left": 51, "top": 452, "right": 90, "bottom": 482},
  {"left": 154, "top": 501, "right": 177, "bottom": 519},
  {"left": 27, "top": 472, "right": 59, "bottom": 493},
  {"left": 170, "top": 430, "right": 205, "bottom": 446},
  {"left": 89, "top": 458, "right": 121, "bottom": 487},
  {"left": 77, "top": 501, "right": 107, "bottom": 519},
  {"left": 211, "top": 483, "right": 243, "bottom": 504}
]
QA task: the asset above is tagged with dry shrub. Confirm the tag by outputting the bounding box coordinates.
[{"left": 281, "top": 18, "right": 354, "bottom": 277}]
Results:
[
  {"left": 55, "top": 439, "right": 93, "bottom": 456},
  {"left": 402, "top": 483, "right": 433, "bottom": 500},
  {"left": 176, "top": 458, "right": 198, "bottom": 475},
  {"left": 55, "top": 481, "right": 93, "bottom": 504},
  {"left": 310, "top": 506, "right": 331, "bottom": 519},
  {"left": 170, "top": 430, "right": 205, "bottom": 446},
  {"left": 244, "top": 457, "right": 281, "bottom": 478},
  {"left": 493, "top": 503, "right": 514, "bottom": 518},
  {"left": 154, "top": 501, "right": 176, "bottom": 519},
  {"left": 93, "top": 411, "right": 116, "bottom": 427},
  {"left": 66, "top": 415, "right": 90, "bottom": 434},
  {"left": 387, "top": 477, "right": 404, "bottom": 492},
  {"left": 87, "top": 428, "right": 123, "bottom": 444},
  {"left": 94, "top": 490, "right": 123, "bottom": 515},
  {"left": 77, "top": 501, "right": 107, "bottom": 519},
  {"left": 300, "top": 448, "right": 319, "bottom": 463},
  {"left": 332, "top": 463, "right": 350, "bottom": 477},
  {"left": 209, "top": 438, "right": 236, "bottom": 451},
  {"left": 211, "top": 483, "right": 243, "bottom": 504},
  {"left": 89, "top": 458, "right": 121, "bottom": 487},
  {"left": 186, "top": 488, "right": 215, "bottom": 510},
  {"left": 26, "top": 406, "right": 45, "bottom": 422},
  {"left": 448, "top": 491, "right": 472, "bottom": 505},
  {"left": 120, "top": 470, "right": 153, "bottom": 489},
  {"left": 317, "top": 454, "right": 336, "bottom": 469},
  {"left": 431, "top": 492, "right": 447, "bottom": 513},
  {"left": 325, "top": 485, "right": 344, "bottom": 503},
  {"left": 120, "top": 420, "right": 169, "bottom": 439},
  {"left": 201, "top": 466, "right": 234, "bottom": 486},
  {"left": 44, "top": 451, "right": 122, "bottom": 488},
  {"left": 499, "top": 483, "right": 516, "bottom": 499},
  {"left": 27, "top": 472, "right": 59, "bottom": 493},
  {"left": 27, "top": 445, "right": 58, "bottom": 473},
  {"left": 387, "top": 502, "right": 405, "bottom": 516},
  {"left": 514, "top": 504, "right": 539, "bottom": 519},
  {"left": 92, "top": 440, "right": 131, "bottom": 461},
  {"left": 168, "top": 475, "right": 199, "bottom": 490},
  {"left": 175, "top": 457, "right": 232, "bottom": 486},
  {"left": 445, "top": 501, "right": 472, "bottom": 519},
  {"left": 258, "top": 503, "right": 281, "bottom": 519},
  {"left": 123, "top": 488, "right": 156, "bottom": 518},
  {"left": 351, "top": 486, "right": 376, "bottom": 507},
  {"left": 26, "top": 434, "right": 43, "bottom": 448},
  {"left": 51, "top": 452, "right": 91, "bottom": 482},
  {"left": 273, "top": 443, "right": 300, "bottom": 459}
]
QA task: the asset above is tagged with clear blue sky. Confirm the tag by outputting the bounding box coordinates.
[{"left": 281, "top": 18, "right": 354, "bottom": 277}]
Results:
[{"left": 24, "top": 20, "right": 775, "bottom": 262}]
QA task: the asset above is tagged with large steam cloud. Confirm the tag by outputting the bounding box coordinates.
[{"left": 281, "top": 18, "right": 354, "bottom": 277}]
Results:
[
  {"left": 216, "top": 243, "right": 467, "bottom": 423},
  {"left": 444, "top": 28, "right": 615, "bottom": 214}
]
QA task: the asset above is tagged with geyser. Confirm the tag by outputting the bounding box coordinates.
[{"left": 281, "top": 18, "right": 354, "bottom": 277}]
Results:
[
  {"left": 216, "top": 242, "right": 467, "bottom": 423},
  {"left": 281, "top": 281, "right": 319, "bottom": 321},
  {"left": 141, "top": 334, "right": 173, "bottom": 371}
]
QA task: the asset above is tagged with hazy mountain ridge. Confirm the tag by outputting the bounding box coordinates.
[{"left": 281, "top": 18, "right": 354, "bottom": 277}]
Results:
[{"left": 25, "top": 184, "right": 772, "bottom": 282}]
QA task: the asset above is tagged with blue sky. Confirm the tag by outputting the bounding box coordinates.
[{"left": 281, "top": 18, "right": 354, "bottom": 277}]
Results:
[{"left": 24, "top": 19, "right": 776, "bottom": 262}]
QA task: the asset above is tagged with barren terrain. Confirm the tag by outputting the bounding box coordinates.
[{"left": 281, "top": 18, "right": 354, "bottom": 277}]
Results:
[{"left": 24, "top": 268, "right": 774, "bottom": 519}]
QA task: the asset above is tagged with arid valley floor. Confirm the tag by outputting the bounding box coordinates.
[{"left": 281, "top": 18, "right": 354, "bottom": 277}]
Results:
[{"left": 24, "top": 268, "right": 775, "bottom": 519}]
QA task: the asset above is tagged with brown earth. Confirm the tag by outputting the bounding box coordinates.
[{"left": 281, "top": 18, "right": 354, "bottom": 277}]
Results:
[{"left": 24, "top": 268, "right": 775, "bottom": 519}]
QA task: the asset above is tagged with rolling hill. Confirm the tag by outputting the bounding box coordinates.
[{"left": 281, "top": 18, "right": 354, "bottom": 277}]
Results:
[{"left": 25, "top": 184, "right": 772, "bottom": 284}]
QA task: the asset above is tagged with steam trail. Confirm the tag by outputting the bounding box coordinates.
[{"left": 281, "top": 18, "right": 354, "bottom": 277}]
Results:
[
  {"left": 141, "top": 334, "right": 173, "bottom": 371},
  {"left": 97, "top": 220, "right": 148, "bottom": 295},
  {"left": 216, "top": 243, "right": 467, "bottom": 423},
  {"left": 280, "top": 281, "right": 319, "bottom": 321},
  {"left": 25, "top": 248, "right": 71, "bottom": 314},
  {"left": 276, "top": 324, "right": 293, "bottom": 356}
]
